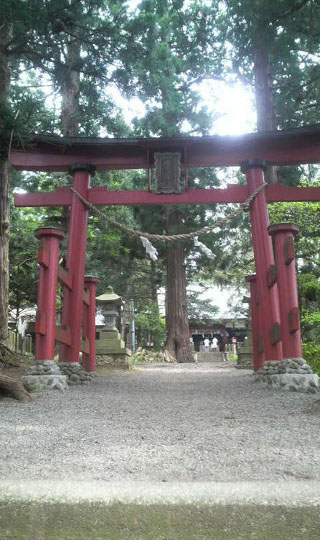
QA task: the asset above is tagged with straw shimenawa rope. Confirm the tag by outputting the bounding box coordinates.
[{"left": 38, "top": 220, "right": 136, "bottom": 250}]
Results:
[{"left": 70, "top": 182, "right": 267, "bottom": 242}]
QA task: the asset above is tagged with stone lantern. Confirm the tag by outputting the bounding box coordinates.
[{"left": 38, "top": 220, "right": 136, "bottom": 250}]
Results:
[
  {"left": 95, "top": 286, "right": 131, "bottom": 369},
  {"left": 96, "top": 286, "right": 123, "bottom": 331}
]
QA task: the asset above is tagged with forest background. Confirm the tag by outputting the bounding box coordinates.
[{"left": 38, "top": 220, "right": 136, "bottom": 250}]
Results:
[{"left": 0, "top": 0, "right": 320, "bottom": 368}]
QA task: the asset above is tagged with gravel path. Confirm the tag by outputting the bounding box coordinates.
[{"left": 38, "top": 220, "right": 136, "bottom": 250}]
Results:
[{"left": 0, "top": 363, "right": 319, "bottom": 483}]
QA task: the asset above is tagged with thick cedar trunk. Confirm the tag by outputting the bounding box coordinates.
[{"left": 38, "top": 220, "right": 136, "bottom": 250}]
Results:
[
  {"left": 254, "top": 45, "right": 277, "bottom": 183},
  {"left": 0, "top": 161, "right": 10, "bottom": 345},
  {"left": 165, "top": 209, "right": 194, "bottom": 363},
  {"left": 121, "top": 254, "right": 134, "bottom": 343},
  {"left": 0, "top": 31, "right": 11, "bottom": 345},
  {"left": 61, "top": 40, "right": 80, "bottom": 137},
  {"left": 0, "top": 373, "right": 31, "bottom": 402},
  {"left": 0, "top": 344, "right": 31, "bottom": 402},
  {"left": 150, "top": 259, "right": 159, "bottom": 307},
  {"left": 61, "top": 38, "right": 80, "bottom": 229}
]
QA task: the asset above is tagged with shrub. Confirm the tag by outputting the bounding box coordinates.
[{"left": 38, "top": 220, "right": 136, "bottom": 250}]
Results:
[{"left": 302, "top": 341, "right": 320, "bottom": 375}]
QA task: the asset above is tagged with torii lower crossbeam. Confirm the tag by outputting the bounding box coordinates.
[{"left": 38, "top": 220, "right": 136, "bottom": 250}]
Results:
[{"left": 14, "top": 183, "right": 320, "bottom": 208}]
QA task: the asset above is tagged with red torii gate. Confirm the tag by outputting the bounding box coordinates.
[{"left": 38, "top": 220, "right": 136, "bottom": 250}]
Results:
[{"left": 12, "top": 125, "right": 320, "bottom": 377}]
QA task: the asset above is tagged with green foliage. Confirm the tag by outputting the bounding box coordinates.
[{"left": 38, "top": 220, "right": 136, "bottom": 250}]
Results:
[
  {"left": 9, "top": 204, "right": 43, "bottom": 319},
  {"left": 187, "top": 289, "right": 219, "bottom": 324},
  {"left": 299, "top": 274, "right": 320, "bottom": 303},
  {"left": 301, "top": 311, "right": 320, "bottom": 342},
  {"left": 224, "top": 0, "right": 320, "bottom": 128},
  {"left": 302, "top": 341, "right": 320, "bottom": 375},
  {"left": 135, "top": 301, "right": 166, "bottom": 350}
]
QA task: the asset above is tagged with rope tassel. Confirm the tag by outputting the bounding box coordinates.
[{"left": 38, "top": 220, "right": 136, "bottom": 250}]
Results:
[
  {"left": 140, "top": 236, "right": 158, "bottom": 261},
  {"left": 194, "top": 237, "right": 216, "bottom": 260}
]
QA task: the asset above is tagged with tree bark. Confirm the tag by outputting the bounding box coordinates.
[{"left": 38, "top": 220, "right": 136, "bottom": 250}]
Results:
[
  {"left": 254, "top": 44, "right": 278, "bottom": 183},
  {"left": 60, "top": 37, "right": 81, "bottom": 230},
  {"left": 0, "top": 373, "right": 31, "bottom": 402},
  {"left": 0, "top": 29, "right": 11, "bottom": 345},
  {"left": 61, "top": 39, "right": 81, "bottom": 137},
  {"left": 165, "top": 208, "right": 194, "bottom": 363},
  {"left": 150, "top": 259, "right": 160, "bottom": 307}
]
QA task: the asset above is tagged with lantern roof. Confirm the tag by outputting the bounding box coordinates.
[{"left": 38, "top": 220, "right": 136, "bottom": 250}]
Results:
[{"left": 96, "top": 286, "right": 123, "bottom": 305}]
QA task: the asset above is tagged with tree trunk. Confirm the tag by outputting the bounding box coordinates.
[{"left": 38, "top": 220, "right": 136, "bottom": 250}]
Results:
[
  {"left": 150, "top": 259, "right": 159, "bottom": 308},
  {"left": 121, "top": 254, "right": 135, "bottom": 344},
  {"left": 165, "top": 209, "right": 194, "bottom": 363},
  {"left": 61, "top": 39, "right": 80, "bottom": 137},
  {"left": 60, "top": 37, "right": 81, "bottom": 230},
  {"left": 254, "top": 45, "right": 278, "bottom": 183},
  {"left": 0, "top": 30, "right": 11, "bottom": 345},
  {"left": 0, "top": 373, "right": 31, "bottom": 402}
]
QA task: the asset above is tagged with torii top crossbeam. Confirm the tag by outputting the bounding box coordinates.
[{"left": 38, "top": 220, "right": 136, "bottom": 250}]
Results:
[
  {"left": 10, "top": 124, "right": 320, "bottom": 171},
  {"left": 12, "top": 124, "right": 320, "bottom": 207}
]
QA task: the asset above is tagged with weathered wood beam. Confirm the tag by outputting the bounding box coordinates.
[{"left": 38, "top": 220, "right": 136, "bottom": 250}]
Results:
[
  {"left": 10, "top": 125, "right": 320, "bottom": 171},
  {"left": 14, "top": 183, "right": 320, "bottom": 208}
]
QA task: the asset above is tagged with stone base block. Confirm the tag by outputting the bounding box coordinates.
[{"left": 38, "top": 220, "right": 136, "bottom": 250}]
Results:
[
  {"left": 196, "top": 352, "right": 231, "bottom": 363},
  {"left": 96, "top": 354, "right": 131, "bottom": 370},
  {"left": 256, "top": 358, "right": 319, "bottom": 393},
  {"left": 22, "top": 360, "right": 67, "bottom": 392},
  {"left": 59, "top": 362, "right": 94, "bottom": 384},
  {"left": 236, "top": 350, "right": 253, "bottom": 369}
]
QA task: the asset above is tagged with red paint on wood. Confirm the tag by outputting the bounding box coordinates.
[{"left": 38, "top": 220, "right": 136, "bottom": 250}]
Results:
[
  {"left": 35, "top": 311, "right": 46, "bottom": 336},
  {"left": 83, "top": 289, "right": 90, "bottom": 306},
  {"left": 14, "top": 183, "right": 320, "bottom": 209},
  {"left": 82, "top": 276, "right": 99, "bottom": 373},
  {"left": 288, "top": 307, "right": 300, "bottom": 333},
  {"left": 34, "top": 228, "right": 65, "bottom": 360},
  {"left": 80, "top": 337, "right": 90, "bottom": 355},
  {"left": 246, "top": 275, "right": 265, "bottom": 370},
  {"left": 268, "top": 224, "right": 302, "bottom": 358},
  {"left": 265, "top": 184, "right": 320, "bottom": 202},
  {"left": 15, "top": 189, "right": 73, "bottom": 207},
  {"left": 55, "top": 325, "right": 72, "bottom": 346},
  {"left": 59, "top": 169, "right": 92, "bottom": 365},
  {"left": 247, "top": 168, "right": 283, "bottom": 362},
  {"left": 58, "top": 266, "right": 72, "bottom": 289},
  {"left": 267, "top": 264, "right": 277, "bottom": 288},
  {"left": 38, "top": 240, "right": 50, "bottom": 267},
  {"left": 9, "top": 126, "right": 320, "bottom": 172}
]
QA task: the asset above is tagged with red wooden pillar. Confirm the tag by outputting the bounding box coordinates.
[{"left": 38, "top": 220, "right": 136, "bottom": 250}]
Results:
[
  {"left": 82, "top": 276, "right": 100, "bottom": 372},
  {"left": 246, "top": 274, "right": 265, "bottom": 370},
  {"left": 59, "top": 163, "right": 95, "bottom": 364},
  {"left": 268, "top": 224, "right": 302, "bottom": 359},
  {"left": 241, "top": 160, "right": 283, "bottom": 363},
  {"left": 34, "top": 227, "right": 65, "bottom": 361}
]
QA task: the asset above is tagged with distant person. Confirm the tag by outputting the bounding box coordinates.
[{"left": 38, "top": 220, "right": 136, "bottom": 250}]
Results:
[
  {"left": 211, "top": 337, "right": 218, "bottom": 351},
  {"left": 204, "top": 337, "right": 210, "bottom": 352}
]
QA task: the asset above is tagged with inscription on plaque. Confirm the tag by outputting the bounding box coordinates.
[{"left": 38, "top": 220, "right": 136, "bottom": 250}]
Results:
[{"left": 154, "top": 152, "right": 181, "bottom": 194}]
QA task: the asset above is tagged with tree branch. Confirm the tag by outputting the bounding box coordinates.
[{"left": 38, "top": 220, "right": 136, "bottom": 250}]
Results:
[
  {"left": 178, "top": 74, "right": 230, "bottom": 92},
  {"left": 273, "top": 0, "right": 312, "bottom": 23}
]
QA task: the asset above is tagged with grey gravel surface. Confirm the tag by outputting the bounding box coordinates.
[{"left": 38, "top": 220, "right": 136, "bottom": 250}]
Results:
[{"left": 0, "top": 363, "right": 319, "bottom": 482}]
